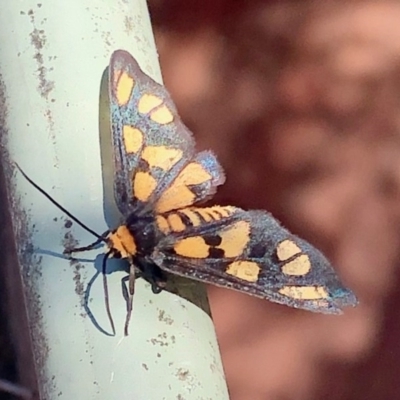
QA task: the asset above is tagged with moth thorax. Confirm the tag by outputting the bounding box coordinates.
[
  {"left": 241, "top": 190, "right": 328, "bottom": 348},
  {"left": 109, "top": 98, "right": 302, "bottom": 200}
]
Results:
[
  {"left": 108, "top": 225, "right": 137, "bottom": 259},
  {"left": 125, "top": 212, "right": 157, "bottom": 256}
]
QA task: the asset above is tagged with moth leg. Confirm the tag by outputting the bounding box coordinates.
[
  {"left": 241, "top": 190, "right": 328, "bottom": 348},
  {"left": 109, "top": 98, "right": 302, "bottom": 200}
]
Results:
[
  {"left": 138, "top": 258, "right": 167, "bottom": 294},
  {"left": 122, "top": 261, "right": 136, "bottom": 336},
  {"left": 130, "top": 266, "right": 165, "bottom": 293},
  {"left": 151, "top": 282, "right": 165, "bottom": 294},
  {"left": 102, "top": 251, "right": 116, "bottom": 336},
  {"left": 121, "top": 259, "right": 167, "bottom": 335}
]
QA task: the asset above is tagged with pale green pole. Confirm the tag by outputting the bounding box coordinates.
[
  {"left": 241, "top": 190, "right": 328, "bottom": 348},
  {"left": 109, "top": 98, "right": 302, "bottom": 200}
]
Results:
[{"left": 0, "top": 1, "right": 229, "bottom": 399}]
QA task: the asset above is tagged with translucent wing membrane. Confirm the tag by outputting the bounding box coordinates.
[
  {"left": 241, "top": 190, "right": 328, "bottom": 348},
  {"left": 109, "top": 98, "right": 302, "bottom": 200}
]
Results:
[
  {"left": 109, "top": 51, "right": 224, "bottom": 216},
  {"left": 152, "top": 207, "right": 357, "bottom": 314}
]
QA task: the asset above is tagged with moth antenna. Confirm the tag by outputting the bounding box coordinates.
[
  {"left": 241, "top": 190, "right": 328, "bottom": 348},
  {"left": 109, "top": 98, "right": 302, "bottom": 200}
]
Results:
[
  {"left": 16, "top": 163, "right": 118, "bottom": 334},
  {"left": 124, "top": 262, "right": 136, "bottom": 336},
  {"left": 64, "top": 234, "right": 110, "bottom": 255},
  {"left": 14, "top": 162, "right": 107, "bottom": 244}
]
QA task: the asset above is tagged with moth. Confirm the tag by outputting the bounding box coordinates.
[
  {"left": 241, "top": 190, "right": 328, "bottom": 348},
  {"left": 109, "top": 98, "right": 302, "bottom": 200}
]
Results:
[{"left": 18, "top": 50, "right": 358, "bottom": 336}]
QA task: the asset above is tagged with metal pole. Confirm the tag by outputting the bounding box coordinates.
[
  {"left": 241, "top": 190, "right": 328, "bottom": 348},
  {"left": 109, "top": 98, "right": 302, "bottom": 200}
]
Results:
[{"left": 0, "top": 1, "right": 229, "bottom": 399}]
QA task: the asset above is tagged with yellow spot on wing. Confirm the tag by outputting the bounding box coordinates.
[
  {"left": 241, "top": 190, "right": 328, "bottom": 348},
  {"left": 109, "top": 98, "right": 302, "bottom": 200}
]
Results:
[
  {"left": 167, "top": 214, "right": 186, "bottom": 232},
  {"left": 156, "top": 216, "right": 170, "bottom": 234},
  {"left": 276, "top": 240, "right": 301, "bottom": 261},
  {"left": 172, "top": 210, "right": 248, "bottom": 258},
  {"left": 156, "top": 162, "right": 212, "bottom": 213},
  {"left": 207, "top": 208, "right": 224, "bottom": 220},
  {"left": 172, "top": 218, "right": 250, "bottom": 259},
  {"left": 226, "top": 261, "right": 260, "bottom": 282},
  {"left": 182, "top": 206, "right": 238, "bottom": 227},
  {"left": 279, "top": 286, "right": 328, "bottom": 300},
  {"left": 133, "top": 171, "right": 157, "bottom": 201},
  {"left": 217, "top": 220, "right": 250, "bottom": 258},
  {"left": 150, "top": 105, "right": 174, "bottom": 124},
  {"left": 281, "top": 254, "right": 311, "bottom": 276},
  {"left": 109, "top": 225, "right": 136, "bottom": 258},
  {"left": 141, "top": 146, "right": 182, "bottom": 170},
  {"left": 138, "top": 94, "right": 163, "bottom": 114},
  {"left": 216, "top": 206, "right": 236, "bottom": 217},
  {"left": 195, "top": 208, "right": 214, "bottom": 222},
  {"left": 180, "top": 163, "right": 213, "bottom": 185},
  {"left": 123, "top": 126, "right": 143, "bottom": 154},
  {"left": 193, "top": 206, "right": 237, "bottom": 222},
  {"left": 116, "top": 71, "right": 135, "bottom": 106},
  {"left": 179, "top": 209, "right": 201, "bottom": 227},
  {"left": 157, "top": 186, "right": 195, "bottom": 214},
  {"left": 174, "top": 236, "right": 209, "bottom": 258}
]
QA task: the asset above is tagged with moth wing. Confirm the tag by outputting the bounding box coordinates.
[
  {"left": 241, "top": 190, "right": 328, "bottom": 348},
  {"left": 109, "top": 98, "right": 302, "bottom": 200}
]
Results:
[
  {"left": 109, "top": 50, "right": 224, "bottom": 216},
  {"left": 153, "top": 207, "right": 357, "bottom": 314}
]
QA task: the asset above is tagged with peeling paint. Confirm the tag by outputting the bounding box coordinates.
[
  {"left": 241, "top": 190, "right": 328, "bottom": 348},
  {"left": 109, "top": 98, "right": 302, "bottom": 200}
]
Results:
[
  {"left": 24, "top": 4, "right": 57, "bottom": 156},
  {"left": 158, "top": 309, "right": 174, "bottom": 325},
  {"left": 29, "top": 23, "right": 54, "bottom": 99}
]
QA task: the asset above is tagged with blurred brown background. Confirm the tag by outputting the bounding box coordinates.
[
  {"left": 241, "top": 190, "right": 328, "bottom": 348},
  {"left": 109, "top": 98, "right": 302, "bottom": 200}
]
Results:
[{"left": 149, "top": 1, "right": 400, "bottom": 399}]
